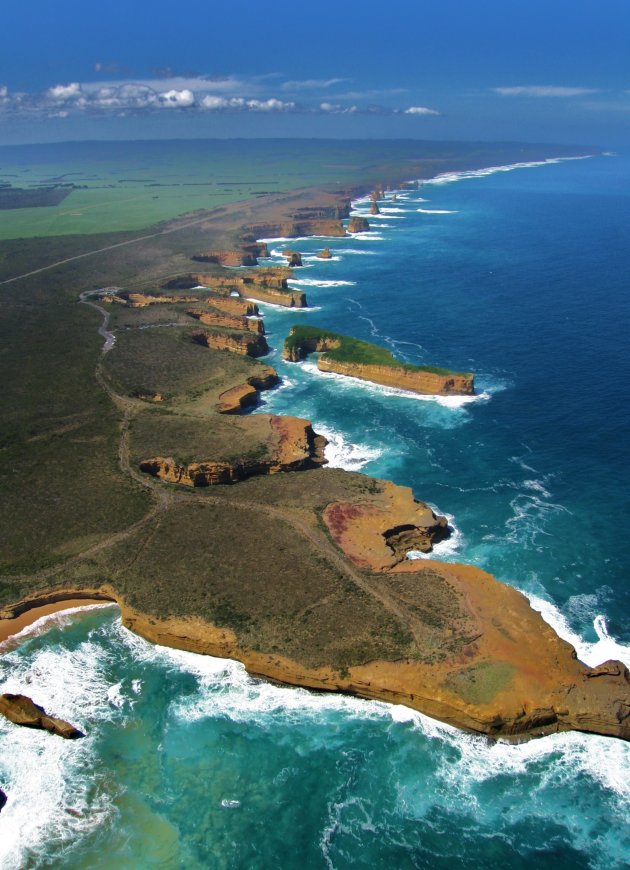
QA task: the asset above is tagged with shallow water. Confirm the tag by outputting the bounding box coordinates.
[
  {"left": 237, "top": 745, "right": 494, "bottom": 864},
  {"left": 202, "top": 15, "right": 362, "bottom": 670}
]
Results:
[{"left": 1, "top": 154, "right": 629, "bottom": 869}]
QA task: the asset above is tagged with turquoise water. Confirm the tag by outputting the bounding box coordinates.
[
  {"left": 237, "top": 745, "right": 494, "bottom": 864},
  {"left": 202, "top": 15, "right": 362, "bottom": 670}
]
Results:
[{"left": 1, "top": 154, "right": 629, "bottom": 868}]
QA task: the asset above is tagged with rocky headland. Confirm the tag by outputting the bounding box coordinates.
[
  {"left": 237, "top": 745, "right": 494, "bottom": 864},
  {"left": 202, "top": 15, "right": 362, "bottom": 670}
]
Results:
[{"left": 283, "top": 325, "right": 475, "bottom": 396}]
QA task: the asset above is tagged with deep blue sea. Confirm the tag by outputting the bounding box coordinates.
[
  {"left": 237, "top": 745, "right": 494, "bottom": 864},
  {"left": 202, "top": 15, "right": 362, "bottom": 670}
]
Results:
[{"left": 1, "top": 154, "right": 629, "bottom": 868}]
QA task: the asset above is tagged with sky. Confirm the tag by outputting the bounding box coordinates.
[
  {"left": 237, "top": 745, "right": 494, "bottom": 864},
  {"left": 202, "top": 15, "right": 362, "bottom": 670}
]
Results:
[{"left": 1, "top": 0, "right": 629, "bottom": 146}]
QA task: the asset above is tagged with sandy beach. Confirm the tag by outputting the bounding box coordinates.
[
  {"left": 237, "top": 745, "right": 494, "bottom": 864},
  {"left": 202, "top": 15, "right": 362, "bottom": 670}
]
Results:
[{"left": 0, "top": 599, "right": 114, "bottom": 645}]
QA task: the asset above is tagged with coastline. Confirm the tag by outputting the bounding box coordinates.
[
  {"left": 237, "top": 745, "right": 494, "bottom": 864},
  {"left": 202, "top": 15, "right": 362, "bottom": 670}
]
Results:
[
  {"left": 0, "top": 598, "right": 115, "bottom": 645},
  {"left": 2, "top": 145, "right": 628, "bottom": 747}
]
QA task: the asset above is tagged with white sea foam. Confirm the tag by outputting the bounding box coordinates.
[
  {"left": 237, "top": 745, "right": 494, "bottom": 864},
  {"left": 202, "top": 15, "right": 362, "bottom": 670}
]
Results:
[
  {"left": 406, "top": 513, "right": 463, "bottom": 561},
  {"left": 379, "top": 207, "right": 410, "bottom": 214},
  {"left": 334, "top": 248, "right": 378, "bottom": 256},
  {"left": 425, "top": 155, "right": 594, "bottom": 186},
  {"left": 524, "top": 593, "right": 630, "bottom": 670},
  {"left": 417, "top": 208, "right": 458, "bottom": 214},
  {"left": 0, "top": 607, "right": 123, "bottom": 869},
  {"left": 315, "top": 424, "right": 383, "bottom": 471},
  {"left": 347, "top": 232, "right": 386, "bottom": 241},
  {"left": 245, "top": 297, "right": 321, "bottom": 312},
  {"left": 286, "top": 278, "right": 356, "bottom": 287},
  {"left": 0, "top": 603, "right": 113, "bottom": 650},
  {"left": 298, "top": 360, "right": 491, "bottom": 407}
]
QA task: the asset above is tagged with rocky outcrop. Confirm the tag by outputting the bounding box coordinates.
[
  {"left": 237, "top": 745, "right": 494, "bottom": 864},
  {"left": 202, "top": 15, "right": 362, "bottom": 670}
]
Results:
[
  {"left": 139, "top": 416, "right": 327, "bottom": 486},
  {"left": 187, "top": 308, "right": 264, "bottom": 335},
  {"left": 192, "top": 269, "right": 307, "bottom": 308},
  {"left": 323, "top": 480, "right": 450, "bottom": 570},
  {"left": 0, "top": 693, "right": 84, "bottom": 739},
  {"left": 316, "top": 248, "right": 332, "bottom": 259},
  {"left": 370, "top": 201, "right": 380, "bottom": 216},
  {"left": 282, "top": 250, "right": 303, "bottom": 267},
  {"left": 400, "top": 180, "right": 419, "bottom": 190},
  {"left": 193, "top": 244, "right": 267, "bottom": 266},
  {"left": 370, "top": 192, "right": 381, "bottom": 215},
  {"left": 347, "top": 216, "right": 370, "bottom": 233},
  {"left": 206, "top": 296, "right": 259, "bottom": 317},
  {"left": 283, "top": 332, "right": 341, "bottom": 362},
  {"left": 283, "top": 327, "right": 474, "bottom": 395},
  {"left": 117, "top": 578, "right": 630, "bottom": 743},
  {"left": 245, "top": 219, "right": 346, "bottom": 239},
  {"left": 191, "top": 329, "right": 269, "bottom": 358},
  {"left": 215, "top": 366, "right": 279, "bottom": 413},
  {"left": 318, "top": 357, "right": 474, "bottom": 396},
  {"left": 0, "top": 788, "right": 6, "bottom": 812}
]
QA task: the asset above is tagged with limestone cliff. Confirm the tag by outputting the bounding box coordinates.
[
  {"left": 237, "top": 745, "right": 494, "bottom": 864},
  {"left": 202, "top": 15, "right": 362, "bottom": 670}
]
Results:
[
  {"left": 192, "top": 269, "right": 307, "bottom": 309},
  {"left": 139, "top": 415, "right": 327, "bottom": 486},
  {"left": 191, "top": 329, "right": 269, "bottom": 358},
  {"left": 245, "top": 219, "right": 346, "bottom": 239},
  {"left": 318, "top": 357, "right": 474, "bottom": 396},
  {"left": 282, "top": 250, "right": 303, "bottom": 267},
  {"left": 348, "top": 216, "right": 370, "bottom": 233},
  {"left": 215, "top": 366, "right": 279, "bottom": 414},
  {"left": 283, "top": 326, "right": 474, "bottom": 395},
  {"left": 187, "top": 308, "right": 264, "bottom": 335},
  {"left": 116, "top": 582, "right": 630, "bottom": 743}
]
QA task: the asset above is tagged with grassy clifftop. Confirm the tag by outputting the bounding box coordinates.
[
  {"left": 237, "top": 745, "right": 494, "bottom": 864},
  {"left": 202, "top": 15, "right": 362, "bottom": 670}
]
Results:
[{"left": 284, "top": 325, "right": 470, "bottom": 377}]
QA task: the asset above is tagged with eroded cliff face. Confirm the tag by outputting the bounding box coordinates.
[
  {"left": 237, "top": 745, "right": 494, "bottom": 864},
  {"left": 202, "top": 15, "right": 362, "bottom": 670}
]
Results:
[
  {"left": 347, "top": 216, "right": 370, "bottom": 233},
  {"left": 283, "top": 334, "right": 342, "bottom": 362},
  {"left": 192, "top": 269, "right": 307, "bottom": 309},
  {"left": 317, "top": 357, "right": 474, "bottom": 396},
  {"left": 245, "top": 219, "right": 346, "bottom": 238},
  {"left": 323, "top": 479, "right": 450, "bottom": 570},
  {"left": 138, "top": 415, "right": 326, "bottom": 486},
  {"left": 191, "top": 329, "right": 269, "bottom": 358},
  {"left": 117, "top": 574, "right": 630, "bottom": 743},
  {"left": 187, "top": 308, "right": 264, "bottom": 335},
  {"left": 215, "top": 366, "right": 279, "bottom": 414}
]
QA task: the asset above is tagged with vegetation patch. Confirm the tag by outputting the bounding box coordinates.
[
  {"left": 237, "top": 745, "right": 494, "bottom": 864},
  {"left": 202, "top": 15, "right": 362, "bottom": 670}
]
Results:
[{"left": 285, "top": 325, "right": 470, "bottom": 377}]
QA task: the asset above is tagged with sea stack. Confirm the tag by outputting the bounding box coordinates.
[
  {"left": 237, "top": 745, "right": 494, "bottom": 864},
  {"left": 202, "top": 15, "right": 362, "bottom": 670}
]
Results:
[
  {"left": 316, "top": 248, "right": 333, "bottom": 259},
  {"left": 347, "top": 216, "right": 370, "bottom": 233}
]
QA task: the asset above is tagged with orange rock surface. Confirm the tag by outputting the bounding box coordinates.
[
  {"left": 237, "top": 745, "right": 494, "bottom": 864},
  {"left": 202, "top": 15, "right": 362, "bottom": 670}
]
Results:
[{"left": 323, "top": 480, "right": 450, "bottom": 570}]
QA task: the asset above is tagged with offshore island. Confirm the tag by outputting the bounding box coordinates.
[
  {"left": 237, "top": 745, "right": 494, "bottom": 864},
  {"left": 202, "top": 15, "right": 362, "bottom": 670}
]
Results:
[{"left": 0, "top": 140, "right": 628, "bottom": 755}]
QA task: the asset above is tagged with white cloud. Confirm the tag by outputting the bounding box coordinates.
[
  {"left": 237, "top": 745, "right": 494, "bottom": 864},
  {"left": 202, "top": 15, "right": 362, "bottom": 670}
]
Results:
[
  {"left": 47, "top": 82, "right": 82, "bottom": 101},
  {"left": 200, "top": 95, "right": 295, "bottom": 112},
  {"left": 404, "top": 106, "right": 440, "bottom": 116},
  {"left": 493, "top": 85, "right": 599, "bottom": 98},
  {"left": 0, "top": 74, "right": 434, "bottom": 119},
  {"left": 246, "top": 98, "right": 295, "bottom": 112},
  {"left": 159, "top": 88, "right": 195, "bottom": 108},
  {"left": 319, "top": 102, "right": 358, "bottom": 114}
]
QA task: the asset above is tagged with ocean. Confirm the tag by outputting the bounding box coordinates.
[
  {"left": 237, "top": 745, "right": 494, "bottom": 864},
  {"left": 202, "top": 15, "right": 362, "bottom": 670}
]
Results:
[{"left": 1, "top": 153, "right": 629, "bottom": 868}]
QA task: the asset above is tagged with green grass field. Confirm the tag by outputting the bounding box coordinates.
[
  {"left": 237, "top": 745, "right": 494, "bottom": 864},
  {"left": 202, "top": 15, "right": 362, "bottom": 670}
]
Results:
[{"left": 0, "top": 139, "right": 582, "bottom": 239}]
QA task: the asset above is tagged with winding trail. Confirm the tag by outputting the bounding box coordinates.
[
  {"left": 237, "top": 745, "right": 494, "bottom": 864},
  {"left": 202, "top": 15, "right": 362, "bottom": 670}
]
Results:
[{"left": 79, "top": 290, "right": 116, "bottom": 351}]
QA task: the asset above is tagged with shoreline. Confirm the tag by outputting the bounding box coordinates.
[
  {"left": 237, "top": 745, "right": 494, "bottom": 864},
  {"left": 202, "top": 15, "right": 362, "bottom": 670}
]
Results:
[
  {"left": 0, "top": 597, "right": 115, "bottom": 645},
  {"left": 2, "top": 146, "right": 627, "bottom": 746}
]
